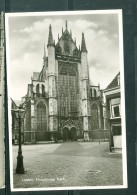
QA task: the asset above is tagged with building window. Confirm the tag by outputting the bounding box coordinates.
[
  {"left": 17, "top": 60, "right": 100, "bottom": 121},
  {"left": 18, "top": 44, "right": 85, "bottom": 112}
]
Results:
[
  {"left": 90, "top": 89, "right": 92, "bottom": 97},
  {"left": 37, "top": 101, "right": 47, "bottom": 131},
  {"left": 111, "top": 105, "right": 120, "bottom": 118},
  {"left": 91, "top": 103, "right": 99, "bottom": 130},
  {"left": 94, "top": 89, "right": 96, "bottom": 97},
  {"left": 60, "top": 67, "right": 67, "bottom": 75},
  {"left": 112, "top": 125, "right": 121, "bottom": 136},
  {"left": 36, "top": 84, "right": 40, "bottom": 97},
  {"left": 58, "top": 66, "right": 78, "bottom": 117},
  {"left": 42, "top": 84, "right": 45, "bottom": 97}
]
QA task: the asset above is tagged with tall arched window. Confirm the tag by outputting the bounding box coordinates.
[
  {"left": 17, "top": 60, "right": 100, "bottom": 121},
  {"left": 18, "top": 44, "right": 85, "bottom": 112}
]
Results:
[
  {"left": 37, "top": 101, "right": 47, "bottom": 131},
  {"left": 91, "top": 103, "right": 99, "bottom": 130},
  {"left": 69, "top": 68, "right": 77, "bottom": 116},
  {"left": 69, "top": 67, "right": 76, "bottom": 76},
  {"left": 90, "top": 89, "right": 92, "bottom": 98},
  {"left": 60, "top": 67, "right": 67, "bottom": 75},
  {"left": 94, "top": 89, "right": 96, "bottom": 97},
  {"left": 36, "top": 84, "right": 40, "bottom": 97},
  {"left": 42, "top": 84, "right": 45, "bottom": 97},
  {"left": 59, "top": 66, "right": 78, "bottom": 117}
]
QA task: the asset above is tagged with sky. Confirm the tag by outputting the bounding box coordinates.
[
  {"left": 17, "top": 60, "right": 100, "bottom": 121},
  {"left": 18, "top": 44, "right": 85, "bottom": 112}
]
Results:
[{"left": 7, "top": 11, "right": 122, "bottom": 100}]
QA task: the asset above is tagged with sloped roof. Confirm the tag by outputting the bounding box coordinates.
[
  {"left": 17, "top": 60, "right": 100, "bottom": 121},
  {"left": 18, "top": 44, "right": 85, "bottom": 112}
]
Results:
[
  {"left": 55, "top": 22, "right": 79, "bottom": 56},
  {"left": 12, "top": 99, "right": 22, "bottom": 107},
  {"left": 32, "top": 72, "right": 40, "bottom": 80},
  {"left": 106, "top": 72, "right": 120, "bottom": 90}
]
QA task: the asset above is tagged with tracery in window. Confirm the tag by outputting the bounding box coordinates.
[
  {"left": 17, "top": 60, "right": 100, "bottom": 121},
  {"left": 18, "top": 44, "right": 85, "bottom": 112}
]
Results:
[
  {"left": 94, "top": 89, "right": 96, "bottom": 97},
  {"left": 58, "top": 66, "right": 78, "bottom": 117},
  {"left": 36, "top": 84, "right": 40, "bottom": 97},
  {"left": 42, "top": 84, "right": 45, "bottom": 97},
  {"left": 91, "top": 103, "right": 99, "bottom": 130},
  {"left": 37, "top": 101, "right": 47, "bottom": 131}
]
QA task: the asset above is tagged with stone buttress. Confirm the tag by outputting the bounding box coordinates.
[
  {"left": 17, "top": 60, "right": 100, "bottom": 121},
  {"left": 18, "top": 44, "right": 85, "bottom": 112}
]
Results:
[{"left": 47, "top": 25, "right": 58, "bottom": 140}]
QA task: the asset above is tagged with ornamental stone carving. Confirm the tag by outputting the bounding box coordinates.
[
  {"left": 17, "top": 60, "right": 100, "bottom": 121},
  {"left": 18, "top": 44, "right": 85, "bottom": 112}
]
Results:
[{"left": 61, "top": 117, "right": 82, "bottom": 131}]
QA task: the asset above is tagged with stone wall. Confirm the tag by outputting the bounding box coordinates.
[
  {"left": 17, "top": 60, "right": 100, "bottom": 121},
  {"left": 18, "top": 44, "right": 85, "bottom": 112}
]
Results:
[{"left": 89, "top": 129, "right": 109, "bottom": 141}]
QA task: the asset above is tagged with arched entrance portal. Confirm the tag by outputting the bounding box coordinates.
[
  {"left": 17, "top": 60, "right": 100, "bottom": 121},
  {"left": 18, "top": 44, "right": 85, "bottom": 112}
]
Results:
[
  {"left": 70, "top": 127, "right": 77, "bottom": 141},
  {"left": 63, "top": 127, "right": 69, "bottom": 141},
  {"left": 63, "top": 127, "right": 77, "bottom": 141}
]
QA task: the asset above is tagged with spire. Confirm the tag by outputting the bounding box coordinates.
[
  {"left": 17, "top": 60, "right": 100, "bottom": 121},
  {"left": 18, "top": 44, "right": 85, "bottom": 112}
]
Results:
[
  {"left": 43, "top": 44, "right": 46, "bottom": 65},
  {"left": 62, "top": 27, "right": 63, "bottom": 34},
  {"left": 43, "top": 44, "right": 46, "bottom": 58},
  {"left": 65, "top": 21, "right": 68, "bottom": 29},
  {"left": 58, "top": 33, "right": 59, "bottom": 40},
  {"left": 79, "top": 45, "right": 80, "bottom": 51},
  {"left": 75, "top": 38, "right": 76, "bottom": 45},
  {"left": 70, "top": 29, "right": 72, "bottom": 36},
  {"left": 47, "top": 24, "right": 54, "bottom": 47},
  {"left": 81, "top": 32, "right": 87, "bottom": 53}
]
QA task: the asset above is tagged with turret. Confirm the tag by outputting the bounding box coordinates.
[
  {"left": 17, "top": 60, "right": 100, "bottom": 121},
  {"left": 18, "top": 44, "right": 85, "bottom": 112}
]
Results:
[
  {"left": 47, "top": 24, "right": 54, "bottom": 47},
  {"left": 43, "top": 44, "right": 46, "bottom": 65},
  {"left": 47, "top": 24, "right": 55, "bottom": 75},
  {"left": 70, "top": 29, "right": 72, "bottom": 36},
  {"left": 81, "top": 32, "right": 88, "bottom": 79},
  {"left": 62, "top": 27, "right": 63, "bottom": 35},
  {"left": 75, "top": 38, "right": 76, "bottom": 45},
  {"left": 81, "top": 32, "right": 87, "bottom": 53},
  {"left": 47, "top": 24, "right": 58, "bottom": 139},
  {"left": 80, "top": 32, "right": 90, "bottom": 141}
]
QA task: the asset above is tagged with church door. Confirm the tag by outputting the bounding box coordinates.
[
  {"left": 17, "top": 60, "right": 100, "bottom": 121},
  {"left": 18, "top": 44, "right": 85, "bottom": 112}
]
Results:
[
  {"left": 63, "top": 127, "right": 69, "bottom": 141},
  {"left": 70, "top": 127, "right": 77, "bottom": 141},
  {"left": 112, "top": 125, "right": 122, "bottom": 148}
]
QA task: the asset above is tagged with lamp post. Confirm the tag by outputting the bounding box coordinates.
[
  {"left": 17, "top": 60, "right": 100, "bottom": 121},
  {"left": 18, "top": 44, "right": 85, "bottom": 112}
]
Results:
[{"left": 13, "top": 105, "right": 25, "bottom": 174}]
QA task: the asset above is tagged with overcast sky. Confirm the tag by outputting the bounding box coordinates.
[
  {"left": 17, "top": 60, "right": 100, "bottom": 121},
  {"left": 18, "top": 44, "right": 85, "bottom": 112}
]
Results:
[{"left": 7, "top": 11, "right": 122, "bottom": 100}]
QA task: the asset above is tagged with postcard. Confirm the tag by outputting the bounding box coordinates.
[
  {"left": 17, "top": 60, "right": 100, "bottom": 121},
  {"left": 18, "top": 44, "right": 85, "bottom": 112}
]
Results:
[{"left": 5, "top": 10, "right": 127, "bottom": 191}]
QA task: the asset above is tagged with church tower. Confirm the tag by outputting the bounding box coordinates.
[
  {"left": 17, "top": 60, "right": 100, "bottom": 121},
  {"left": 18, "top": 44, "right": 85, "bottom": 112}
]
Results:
[
  {"left": 81, "top": 33, "right": 90, "bottom": 141},
  {"left": 21, "top": 21, "right": 96, "bottom": 143},
  {"left": 47, "top": 24, "right": 58, "bottom": 140}
]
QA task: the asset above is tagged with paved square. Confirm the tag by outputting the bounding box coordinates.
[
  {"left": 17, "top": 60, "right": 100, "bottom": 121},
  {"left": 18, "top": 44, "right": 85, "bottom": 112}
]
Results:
[{"left": 12, "top": 142, "right": 123, "bottom": 189}]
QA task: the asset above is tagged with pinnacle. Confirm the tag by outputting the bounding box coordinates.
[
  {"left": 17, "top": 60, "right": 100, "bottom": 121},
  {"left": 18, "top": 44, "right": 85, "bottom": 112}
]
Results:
[
  {"left": 47, "top": 24, "right": 54, "bottom": 47},
  {"left": 81, "top": 32, "right": 87, "bottom": 53},
  {"left": 43, "top": 44, "right": 46, "bottom": 58}
]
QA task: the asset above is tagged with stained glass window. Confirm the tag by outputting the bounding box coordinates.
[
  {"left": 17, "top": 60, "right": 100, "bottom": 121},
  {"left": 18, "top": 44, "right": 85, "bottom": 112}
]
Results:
[
  {"left": 42, "top": 84, "right": 45, "bottom": 97},
  {"left": 58, "top": 66, "right": 78, "bottom": 117},
  {"left": 37, "top": 101, "right": 47, "bottom": 131},
  {"left": 94, "top": 89, "right": 96, "bottom": 97},
  {"left": 36, "top": 84, "right": 39, "bottom": 97},
  {"left": 91, "top": 103, "right": 99, "bottom": 129}
]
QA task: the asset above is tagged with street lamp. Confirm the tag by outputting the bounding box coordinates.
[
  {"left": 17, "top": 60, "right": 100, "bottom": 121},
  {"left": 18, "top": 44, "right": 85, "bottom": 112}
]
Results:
[{"left": 13, "top": 105, "right": 26, "bottom": 174}]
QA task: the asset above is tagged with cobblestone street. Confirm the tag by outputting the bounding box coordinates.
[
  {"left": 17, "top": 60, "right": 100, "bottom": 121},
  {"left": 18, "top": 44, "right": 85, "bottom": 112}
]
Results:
[{"left": 12, "top": 142, "right": 123, "bottom": 189}]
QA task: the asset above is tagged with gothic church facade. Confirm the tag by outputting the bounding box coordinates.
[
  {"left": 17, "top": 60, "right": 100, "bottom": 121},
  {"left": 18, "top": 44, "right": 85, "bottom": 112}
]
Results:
[{"left": 12, "top": 22, "right": 107, "bottom": 143}]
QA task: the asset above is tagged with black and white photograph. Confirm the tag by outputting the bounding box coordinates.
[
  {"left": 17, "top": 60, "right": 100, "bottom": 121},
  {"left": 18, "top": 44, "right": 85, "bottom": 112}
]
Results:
[{"left": 6, "top": 10, "right": 127, "bottom": 191}]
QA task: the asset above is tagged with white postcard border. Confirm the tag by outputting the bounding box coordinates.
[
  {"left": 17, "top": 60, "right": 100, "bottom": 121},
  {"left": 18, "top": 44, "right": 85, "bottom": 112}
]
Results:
[{"left": 5, "top": 9, "right": 127, "bottom": 191}]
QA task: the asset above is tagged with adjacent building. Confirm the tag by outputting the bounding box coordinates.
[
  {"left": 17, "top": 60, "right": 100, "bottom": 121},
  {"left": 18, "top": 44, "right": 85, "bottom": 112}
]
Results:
[
  {"left": 89, "top": 83, "right": 108, "bottom": 141},
  {"left": 104, "top": 72, "right": 121, "bottom": 151}
]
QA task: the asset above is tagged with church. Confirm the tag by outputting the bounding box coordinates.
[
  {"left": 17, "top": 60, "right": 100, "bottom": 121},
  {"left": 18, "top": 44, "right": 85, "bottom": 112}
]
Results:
[{"left": 12, "top": 21, "right": 107, "bottom": 144}]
